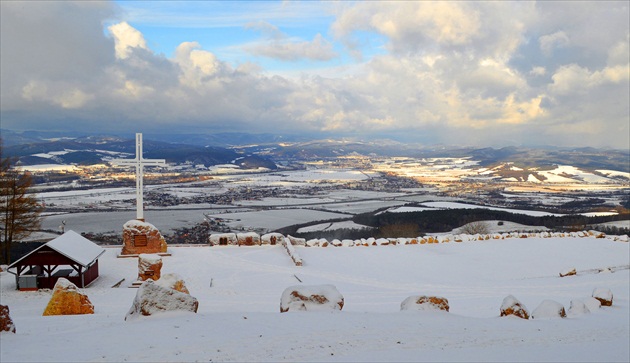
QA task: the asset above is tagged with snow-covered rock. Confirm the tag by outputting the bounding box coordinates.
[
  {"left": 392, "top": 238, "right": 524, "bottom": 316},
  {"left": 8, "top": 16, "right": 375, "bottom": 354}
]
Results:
[
  {"left": 592, "top": 287, "right": 613, "bottom": 306},
  {"left": 282, "top": 238, "right": 302, "bottom": 266},
  {"left": 42, "top": 278, "right": 94, "bottom": 316},
  {"left": 0, "top": 305, "right": 16, "bottom": 333},
  {"left": 287, "top": 235, "right": 306, "bottom": 246},
  {"left": 121, "top": 219, "right": 168, "bottom": 256},
  {"left": 401, "top": 295, "right": 450, "bottom": 312},
  {"left": 155, "top": 273, "right": 190, "bottom": 294},
  {"left": 341, "top": 239, "right": 354, "bottom": 247},
  {"left": 138, "top": 254, "right": 162, "bottom": 282},
  {"left": 261, "top": 233, "right": 284, "bottom": 245},
  {"left": 588, "top": 230, "right": 606, "bottom": 238},
  {"left": 500, "top": 295, "right": 529, "bottom": 319},
  {"left": 583, "top": 297, "right": 602, "bottom": 311},
  {"left": 237, "top": 232, "right": 261, "bottom": 246},
  {"left": 209, "top": 233, "right": 238, "bottom": 246},
  {"left": 125, "top": 280, "right": 199, "bottom": 320},
  {"left": 568, "top": 299, "right": 590, "bottom": 316},
  {"left": 532, "top": 300, "right": 566, "bottom": 319},
  {"left": 280, "top": 285, "right": 344, "bottom": 312},
  {"left": 559, "top": 267, "right": 577, "bottom": 277}
]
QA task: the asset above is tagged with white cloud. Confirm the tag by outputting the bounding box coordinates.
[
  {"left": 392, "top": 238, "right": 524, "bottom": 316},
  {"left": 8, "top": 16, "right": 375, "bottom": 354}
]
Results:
[
  {"left": 539, "top": 31, "right": 570, "bottom": 56},
  {"left": 21, "top": 80, "right": 94, "bottom": 109},
  {"left": 244, "top": 20, "right": 338, "bottom": 62},
  {"left": 244, "top": 21, "right": 283, "bottom": 39},
  {"left": 549, "top": 63, "right": 630, "bottom": 95},
  {"left": 332, "top": 1, "right": 535, "bottom": 61},
  {"left": 245, "top": 34, "right": 337, "bottom": 61},
  {"left": 1, "top": 1, "right": 628, "bottom": 149},
  {"left": 607, "top": 38, "right": 630, "bottom": 66},
  {"left": 108, "top": 22, "right": 148, "bottom": 59},
  {"left": 530, "top": 67, "right": 546, "bottom": 76}
]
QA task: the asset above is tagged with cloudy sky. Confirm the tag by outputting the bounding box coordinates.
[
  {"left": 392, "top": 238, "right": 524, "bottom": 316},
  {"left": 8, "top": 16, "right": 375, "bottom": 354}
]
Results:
[{"left": 1, "top": 1, "right": 628, "bottom": 148}]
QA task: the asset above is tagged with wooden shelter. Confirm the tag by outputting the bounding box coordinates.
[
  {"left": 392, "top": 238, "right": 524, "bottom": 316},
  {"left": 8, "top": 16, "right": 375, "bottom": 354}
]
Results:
[{"left": 7, "top": 231, "right": 105, "bottom": 290}]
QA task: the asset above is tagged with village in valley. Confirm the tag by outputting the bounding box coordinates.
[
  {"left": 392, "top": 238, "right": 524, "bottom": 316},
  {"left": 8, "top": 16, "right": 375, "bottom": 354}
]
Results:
[{"left": 1, "top": 132, "right": 629, "bottom": 362}]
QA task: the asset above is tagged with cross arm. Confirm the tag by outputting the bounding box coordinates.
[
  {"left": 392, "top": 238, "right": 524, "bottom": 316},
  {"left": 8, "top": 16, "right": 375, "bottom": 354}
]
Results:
[
  {"left": 110, "top": 159, "right": 139, "bottom": 166},
  {"left": 140, "top": 159, "right": 166, "bottom": 165}
]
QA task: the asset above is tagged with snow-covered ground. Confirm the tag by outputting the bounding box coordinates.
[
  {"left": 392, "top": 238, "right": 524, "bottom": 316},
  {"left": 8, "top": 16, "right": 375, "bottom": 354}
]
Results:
[
  {"left": 1, "top": 236, "right": 628, "bottom": 362},
  {"left": 421, "top": 201, "right": 564, "bottom": 216}
]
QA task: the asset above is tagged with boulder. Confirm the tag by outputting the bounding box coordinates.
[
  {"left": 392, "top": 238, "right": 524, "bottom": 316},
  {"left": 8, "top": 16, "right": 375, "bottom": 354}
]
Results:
[
  {"left": 588, "top": 230, "right": 606, "bottom": 238},
  {"left": 261, "top": 233, "right": 284, "bottom": 245},
  {"left": 532, "top": 300, "right": 566, "bottom": 319},
  {"left": 401, "top": 295, "right": 449, "bottom": 312},
  {"left": 138, "top": 254, "right": 163, "bottom": 282},
  {"left": 125, "top": 280, "right": 198, "bottom": 320},
  {"left": 287, "top": 235, "right": 306, "bottom": 246},
  {"left": 43, "top": 278, "right": 94, "bottom": 316},
  {"left": 592, "top": 287, "right": 613, "bottom": 306},
  {"left": 155, "top": 273, "right": 190, "bottom": 294},
  {"left": 341, "top": 239, "right": 354, "bottom": 247},
  {"left": 121, "top": 220, "right": 168, "bottom": 256},
  {"left": 567, "top": 299, "right": 590, "bottom": 316},
  {"left": 500, "top": 295, "right": 529, "bottom": 319},
  {"left": 583, "top": 297, "right": 602, "bottom": 311},
  {"left": 237, "top": 232, "right": 261, "bottom": 246},
  {"left": 0, "top": 305, "right": 16, "bottom": 333},
  {"left": 209, "top": 233, "right": 238, "bottom": 246},
  {"left": 559, "top": 267, "right": 577, "bottom": 277},
  {"left": 280, "top": 284, "right": 344, "bottom": 313}
]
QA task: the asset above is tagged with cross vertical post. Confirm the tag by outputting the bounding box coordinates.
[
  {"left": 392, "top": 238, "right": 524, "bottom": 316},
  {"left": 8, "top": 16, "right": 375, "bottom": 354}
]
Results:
[{"left": 111, "top": 133, "right": 166, "bottom": 221}]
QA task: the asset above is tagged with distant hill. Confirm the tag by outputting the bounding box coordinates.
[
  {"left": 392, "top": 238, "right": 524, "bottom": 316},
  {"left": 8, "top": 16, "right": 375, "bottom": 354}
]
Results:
[
  {"left": 2, "top": 130, "right": 627, "bottom": 173},
  {"left": 2, "top": 132, "right": 277, "bottom": 169}
]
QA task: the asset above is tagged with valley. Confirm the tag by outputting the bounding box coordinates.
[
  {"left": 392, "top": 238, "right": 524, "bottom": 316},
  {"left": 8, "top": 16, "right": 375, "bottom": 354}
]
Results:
[{"left": 6, "top": 134, "right": 624, "bottom": 246}]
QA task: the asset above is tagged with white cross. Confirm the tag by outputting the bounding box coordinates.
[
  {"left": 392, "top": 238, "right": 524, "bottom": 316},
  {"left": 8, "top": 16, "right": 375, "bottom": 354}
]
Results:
[{"left": 111, "top": 133, "right": 165, "bottom": 221}]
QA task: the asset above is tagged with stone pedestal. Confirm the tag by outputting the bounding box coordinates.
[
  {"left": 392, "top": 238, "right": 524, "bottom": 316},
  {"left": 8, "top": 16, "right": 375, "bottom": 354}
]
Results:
[
  {"left": 138, "top": 254, "right": 163, "bottom": 282},
  {"left": 120, "top": 219, "right": 169, "bottom": 257}
]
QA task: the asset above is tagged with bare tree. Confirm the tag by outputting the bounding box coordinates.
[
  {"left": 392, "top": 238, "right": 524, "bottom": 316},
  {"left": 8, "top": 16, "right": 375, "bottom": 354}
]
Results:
[
  {"left": 1, "top": 141, "right": 43, "bottom": 264},
  {"left": 460, "top": 221, "right": 489, "bottom": 235}
]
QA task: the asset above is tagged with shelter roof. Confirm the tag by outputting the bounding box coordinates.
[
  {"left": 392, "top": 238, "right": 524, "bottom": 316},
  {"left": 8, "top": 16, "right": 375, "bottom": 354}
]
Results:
[{"left": 8, "top": 230, "right": 105, "bottom": 268}]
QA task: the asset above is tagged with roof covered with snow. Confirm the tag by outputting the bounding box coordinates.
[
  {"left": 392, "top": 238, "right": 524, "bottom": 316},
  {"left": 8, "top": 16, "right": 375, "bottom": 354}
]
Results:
[
  {"left": 46, "top": 230, "right": 105, "bottom": 267},
  {"left": 9, "top": 230, "right": 105, "bottom": 268}
]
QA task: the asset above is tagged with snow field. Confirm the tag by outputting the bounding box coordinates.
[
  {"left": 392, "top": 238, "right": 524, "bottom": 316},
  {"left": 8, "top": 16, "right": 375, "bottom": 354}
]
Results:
[{"left": 1, "top": 237, "right": 628, "bottom": 362}]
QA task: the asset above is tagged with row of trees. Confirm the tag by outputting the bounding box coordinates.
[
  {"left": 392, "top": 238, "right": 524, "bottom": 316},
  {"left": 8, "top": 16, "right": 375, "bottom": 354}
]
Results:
[
  {"left": 352, "top": 206, "right": 630, "bottom": 236},
  {"left": 1, "top": 140, "right": 42, "bottom": 264}
]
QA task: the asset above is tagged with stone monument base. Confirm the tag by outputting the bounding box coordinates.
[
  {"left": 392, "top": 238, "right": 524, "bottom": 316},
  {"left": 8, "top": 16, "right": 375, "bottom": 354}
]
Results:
[{"left": 118, "top": 219, "right": 169, "bottom": 258}]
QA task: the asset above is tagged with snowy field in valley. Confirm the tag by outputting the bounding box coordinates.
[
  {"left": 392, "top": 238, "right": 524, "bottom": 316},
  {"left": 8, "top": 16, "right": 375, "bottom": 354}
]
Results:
[
  {"left": 205, "top": 209, "right": 351, "bottom": 231},
  {"left": 1, "top": 236, "right": 628, "bottom": 362}
]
